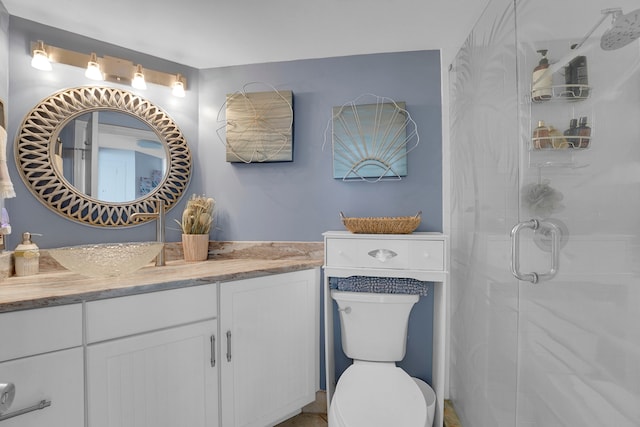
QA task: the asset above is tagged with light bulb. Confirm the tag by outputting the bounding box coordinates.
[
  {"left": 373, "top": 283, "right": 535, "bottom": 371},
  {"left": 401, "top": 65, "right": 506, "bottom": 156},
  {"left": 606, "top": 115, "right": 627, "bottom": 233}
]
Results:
[
  {"left": 131, "top": 64, "right": 147, "bottom": 90},
  {"left": 85, "top": 53, "right": 103, "bottom": 81},
  {"left": 31, "top": 41, "right": 52, "bottom": 71},
  {"left": 172, "top": 78, "right": 185, "bottom": 97}
]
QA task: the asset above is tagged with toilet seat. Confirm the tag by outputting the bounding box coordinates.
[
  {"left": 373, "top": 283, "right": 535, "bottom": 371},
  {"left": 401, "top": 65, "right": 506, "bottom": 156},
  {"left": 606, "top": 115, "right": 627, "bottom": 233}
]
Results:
[{"left": 330, "top": 364, "right": 427, "bottom": 427}]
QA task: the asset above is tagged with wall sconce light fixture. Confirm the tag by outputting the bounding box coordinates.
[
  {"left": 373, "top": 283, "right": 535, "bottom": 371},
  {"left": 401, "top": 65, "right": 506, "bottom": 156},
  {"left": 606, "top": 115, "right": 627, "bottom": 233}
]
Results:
[
  {"left": 31, "top": 40, "right": 52, "bottom": 71},
  {"left": 30, "top": 41, "right": 187, "bottom": 96}
]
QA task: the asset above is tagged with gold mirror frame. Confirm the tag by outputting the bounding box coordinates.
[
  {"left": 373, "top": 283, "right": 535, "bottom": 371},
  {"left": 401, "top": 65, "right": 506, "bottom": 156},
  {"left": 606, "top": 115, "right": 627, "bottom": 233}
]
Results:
[{"left": 14, "top": 86, "right": 191, "bottom": 227}]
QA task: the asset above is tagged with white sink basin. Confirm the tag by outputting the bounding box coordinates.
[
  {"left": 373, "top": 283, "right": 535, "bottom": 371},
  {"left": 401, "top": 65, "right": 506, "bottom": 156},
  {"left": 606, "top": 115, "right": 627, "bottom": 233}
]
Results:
[{"left": 48, "top": 242, "right": 164, "bottom": 278}]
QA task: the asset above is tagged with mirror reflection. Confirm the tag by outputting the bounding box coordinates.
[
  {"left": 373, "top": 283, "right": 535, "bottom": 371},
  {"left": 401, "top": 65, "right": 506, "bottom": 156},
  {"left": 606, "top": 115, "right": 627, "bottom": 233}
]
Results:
[{"left": 55, "top": 111, "right": 167, "bottom": 203}]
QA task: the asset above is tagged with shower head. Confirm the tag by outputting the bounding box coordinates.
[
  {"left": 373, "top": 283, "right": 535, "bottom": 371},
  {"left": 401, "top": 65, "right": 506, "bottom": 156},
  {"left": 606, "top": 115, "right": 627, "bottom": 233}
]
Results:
[{"left": 601, "top": 8, "right": 640, "bottom": 50}]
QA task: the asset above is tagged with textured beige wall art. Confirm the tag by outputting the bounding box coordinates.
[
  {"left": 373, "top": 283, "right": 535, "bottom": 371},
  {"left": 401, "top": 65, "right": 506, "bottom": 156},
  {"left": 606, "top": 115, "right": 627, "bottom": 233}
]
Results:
[{"left": 224, "top": 90, "right": 293, "bottom": 163}]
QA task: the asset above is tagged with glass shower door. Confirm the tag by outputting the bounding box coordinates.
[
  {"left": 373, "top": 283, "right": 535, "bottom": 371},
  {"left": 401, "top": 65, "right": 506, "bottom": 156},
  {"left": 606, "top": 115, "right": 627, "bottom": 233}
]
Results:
[
  {"left": 450, "top": 0, "right": 640, "bottom": 426},
  {"left": 449, "top": 0, "right": 521, "bottom": 425},
  {"left": 514, "top": 0, "right": 640, "bottom": 425}
]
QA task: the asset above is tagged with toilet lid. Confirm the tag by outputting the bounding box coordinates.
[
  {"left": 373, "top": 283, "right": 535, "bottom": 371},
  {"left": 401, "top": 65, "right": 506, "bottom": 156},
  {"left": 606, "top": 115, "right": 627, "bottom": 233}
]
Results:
[{"left": 331, "top": 364, "right": 427, "bottom": 427}]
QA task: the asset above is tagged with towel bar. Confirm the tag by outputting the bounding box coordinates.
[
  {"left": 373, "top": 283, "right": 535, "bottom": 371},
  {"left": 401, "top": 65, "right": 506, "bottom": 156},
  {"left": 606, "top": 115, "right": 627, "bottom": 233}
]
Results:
[{"left": 0, "top": 399, "right": 51, "bottom": 422}]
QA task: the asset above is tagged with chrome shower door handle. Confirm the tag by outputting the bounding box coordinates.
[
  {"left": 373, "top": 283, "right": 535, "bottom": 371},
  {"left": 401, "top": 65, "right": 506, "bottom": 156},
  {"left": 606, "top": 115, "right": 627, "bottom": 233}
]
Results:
[
  {"left": 510, "top": 219, "right": 561, "bottom": 283},
  {"left": 536, "top": 220, "right": 560, "bottom": 282},
  {"left": 511, "top": 219, "right": 540, "bottom": 283}
]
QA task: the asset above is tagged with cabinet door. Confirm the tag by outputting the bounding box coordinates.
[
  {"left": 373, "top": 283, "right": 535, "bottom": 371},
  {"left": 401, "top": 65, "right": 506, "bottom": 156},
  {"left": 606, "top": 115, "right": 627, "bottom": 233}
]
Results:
[
  {"left": 220, "top": 269, "right": 319, "bottom": 427},
  {"left": 87, "top": 320, "right": 218, "bottom": 427},
  {"left": 0, "top": 347, "right": 84, "bottom": 427}
]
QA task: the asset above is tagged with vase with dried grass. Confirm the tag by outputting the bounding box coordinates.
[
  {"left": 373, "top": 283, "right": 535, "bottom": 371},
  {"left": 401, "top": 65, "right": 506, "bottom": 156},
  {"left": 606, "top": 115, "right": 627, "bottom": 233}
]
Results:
[{"left": 176, "top": 194, "right": 215, "bottom": 262}]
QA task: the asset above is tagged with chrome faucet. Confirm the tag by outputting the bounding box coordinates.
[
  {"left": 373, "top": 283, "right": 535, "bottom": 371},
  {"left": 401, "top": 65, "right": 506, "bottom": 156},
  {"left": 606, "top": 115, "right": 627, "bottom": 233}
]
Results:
[{"left": 130, "top": 200, "right": 165, "bottom": 266}]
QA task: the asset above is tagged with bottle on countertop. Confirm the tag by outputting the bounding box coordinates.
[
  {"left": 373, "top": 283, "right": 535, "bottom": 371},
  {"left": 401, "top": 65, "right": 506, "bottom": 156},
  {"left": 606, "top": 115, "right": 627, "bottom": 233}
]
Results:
[
  {"left": 533, "top": 120, "right": 551, "bottom": 149},
  {"left": 14, "top": 232, "right": 40, "bottom": 277},
  {"left": 565, "top": 44, "right": 589, "bottom": 98},
  {"left": 577, "top": 116, "right": 591, "bottom": 148},
  {"left": 564, "top": 118, "right": 579, "bottom": 148},
  {"left": 532, "top": 49, "right": 552, "bottom": 101}
]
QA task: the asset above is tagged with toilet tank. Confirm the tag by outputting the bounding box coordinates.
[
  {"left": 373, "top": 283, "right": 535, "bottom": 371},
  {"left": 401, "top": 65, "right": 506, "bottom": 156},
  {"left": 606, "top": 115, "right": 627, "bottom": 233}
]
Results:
[{"left": 331, "top": 290, "right": 419, "bottom": 362}]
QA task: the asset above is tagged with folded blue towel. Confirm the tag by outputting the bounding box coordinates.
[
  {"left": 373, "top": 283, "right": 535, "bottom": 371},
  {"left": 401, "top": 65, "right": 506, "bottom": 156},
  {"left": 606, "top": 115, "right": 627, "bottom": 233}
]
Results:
[{"left": 329, "top": 276, "right": 430, "bottom": 296}]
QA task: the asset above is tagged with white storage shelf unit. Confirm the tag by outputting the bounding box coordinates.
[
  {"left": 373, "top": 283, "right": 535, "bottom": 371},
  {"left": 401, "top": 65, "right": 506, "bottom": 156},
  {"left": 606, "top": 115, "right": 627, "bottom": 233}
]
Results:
[{"left": 323, "top": 231, "right": 449, "bottom": 427}]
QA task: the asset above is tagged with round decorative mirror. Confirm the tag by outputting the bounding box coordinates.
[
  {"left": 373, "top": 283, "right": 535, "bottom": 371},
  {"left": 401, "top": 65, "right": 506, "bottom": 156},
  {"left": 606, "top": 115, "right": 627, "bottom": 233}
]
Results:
[{"left": 14, "top": 86, "right": 191, "bottom": 227}]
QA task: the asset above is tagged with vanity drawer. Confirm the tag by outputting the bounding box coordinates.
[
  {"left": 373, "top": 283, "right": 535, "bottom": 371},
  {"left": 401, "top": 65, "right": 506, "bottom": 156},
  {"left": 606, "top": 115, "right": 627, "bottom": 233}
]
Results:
[
  {"left": 0, "top": 304, "right": 82, "bottom": 362},
  {"left": 86, "top": 283, "right": 217, "bottom": 343},
  {"left": 326, "top": 237, "right": 444, "bottom": 271}
]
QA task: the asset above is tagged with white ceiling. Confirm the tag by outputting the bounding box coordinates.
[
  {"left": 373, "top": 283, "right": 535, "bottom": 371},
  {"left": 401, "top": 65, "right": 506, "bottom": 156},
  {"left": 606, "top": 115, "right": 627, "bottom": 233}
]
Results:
[{"left": 2, "top": 0, "right": 489, "bottom": 69}]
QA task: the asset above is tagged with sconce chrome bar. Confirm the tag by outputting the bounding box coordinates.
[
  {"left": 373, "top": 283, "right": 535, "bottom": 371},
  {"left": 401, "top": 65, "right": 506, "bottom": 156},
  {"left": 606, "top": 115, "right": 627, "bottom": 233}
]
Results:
[
  {"left": 30, "top": 41, "right": 187, "bottom": 94},
  {"left": 510, "top": 219, "right": 560, "bottom": 283}
]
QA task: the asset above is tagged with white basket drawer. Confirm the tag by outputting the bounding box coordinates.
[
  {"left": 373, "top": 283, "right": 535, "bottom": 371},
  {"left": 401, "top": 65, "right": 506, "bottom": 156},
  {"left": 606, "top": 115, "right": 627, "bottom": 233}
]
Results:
[{"left": 326, "top": 238, "right": 444, "bottom": 271}]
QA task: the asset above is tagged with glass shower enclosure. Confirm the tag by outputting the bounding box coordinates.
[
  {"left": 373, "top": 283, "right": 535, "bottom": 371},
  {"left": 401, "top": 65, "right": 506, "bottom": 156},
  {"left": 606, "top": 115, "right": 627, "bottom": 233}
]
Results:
[{"left": 449, "top": 0, "right": 640, "bottom": 425}]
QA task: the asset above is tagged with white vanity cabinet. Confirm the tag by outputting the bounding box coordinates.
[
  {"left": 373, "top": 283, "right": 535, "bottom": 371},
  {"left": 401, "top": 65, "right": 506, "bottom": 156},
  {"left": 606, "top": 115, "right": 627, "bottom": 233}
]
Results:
[
  {"left": 0, "top": 304, "right": 84, "bottom": 427},
  {"left": 219, "top": 268, "right": 320, "bottom": 427},
  {"left": 323, "top": 231, "right": 449, "bottom": 427},
  {"left": 85, "top": 284, "right": 219, "bottom": 427}
]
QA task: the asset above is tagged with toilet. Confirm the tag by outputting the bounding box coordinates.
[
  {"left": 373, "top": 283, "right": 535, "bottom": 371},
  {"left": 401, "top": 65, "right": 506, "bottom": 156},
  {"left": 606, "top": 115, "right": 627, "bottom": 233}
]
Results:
[{"left": 329, "top": 290, "right": 436, "bottom": 427}]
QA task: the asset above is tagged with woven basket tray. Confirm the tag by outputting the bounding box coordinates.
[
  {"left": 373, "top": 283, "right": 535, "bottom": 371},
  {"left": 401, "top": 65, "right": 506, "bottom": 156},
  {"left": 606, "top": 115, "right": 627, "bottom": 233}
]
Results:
[{"left": 340, "top": 211, "right": 422, "bottom": 234}]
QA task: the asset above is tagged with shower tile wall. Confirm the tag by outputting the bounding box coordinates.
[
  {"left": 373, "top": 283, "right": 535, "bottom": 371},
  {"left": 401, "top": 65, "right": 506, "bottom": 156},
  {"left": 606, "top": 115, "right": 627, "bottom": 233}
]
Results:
[{"left": 450, "top": 0, "right": 640, "bottom": 426}]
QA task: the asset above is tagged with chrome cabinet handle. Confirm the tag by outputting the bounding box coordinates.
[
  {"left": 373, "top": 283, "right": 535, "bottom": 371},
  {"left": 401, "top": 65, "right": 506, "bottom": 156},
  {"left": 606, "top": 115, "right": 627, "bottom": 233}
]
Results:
[
  {"left": 210, "top": 335, "right": 216, "bottom": 367},
  {"left": 367, "top": 249, "right": 398, "bottom": 262},
  {"left": 226, "top": 331, "right": 232, "bottom": 362},
  {"left": 511, "top": 219, "right": 561, "bottom": 283}
]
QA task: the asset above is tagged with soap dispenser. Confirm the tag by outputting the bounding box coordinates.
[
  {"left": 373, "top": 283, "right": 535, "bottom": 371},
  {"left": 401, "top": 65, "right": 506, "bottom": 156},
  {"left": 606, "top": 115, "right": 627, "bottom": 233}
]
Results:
[
  {"left": 532, "top": 49, "right": 552, "bottom": 101},
  {"left": 14, "top": 232, "right": 40, "bottom": 277}
]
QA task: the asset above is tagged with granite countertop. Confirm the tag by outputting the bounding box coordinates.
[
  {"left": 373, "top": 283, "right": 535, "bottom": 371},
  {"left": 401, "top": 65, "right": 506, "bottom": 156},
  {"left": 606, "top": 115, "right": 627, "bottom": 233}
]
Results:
[{"left": 0, "top": 241, "right": 323, "bottom": 313}]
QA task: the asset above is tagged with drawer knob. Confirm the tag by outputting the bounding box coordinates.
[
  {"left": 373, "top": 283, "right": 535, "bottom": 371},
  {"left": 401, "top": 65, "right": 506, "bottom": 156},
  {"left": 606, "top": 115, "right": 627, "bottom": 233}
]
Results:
[
  {"left": 423, "top": 252, "right": 430, "bottom": 258},
  {"left": 368, "top": 249, "right": 397, "bottom": 262}
]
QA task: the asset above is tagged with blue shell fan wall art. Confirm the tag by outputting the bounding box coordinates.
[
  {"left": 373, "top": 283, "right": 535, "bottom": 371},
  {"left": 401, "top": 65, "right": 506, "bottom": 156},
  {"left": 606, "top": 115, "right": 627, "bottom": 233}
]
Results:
[{"left": 324, "top": 93, "right": 419, "bottom": 182}]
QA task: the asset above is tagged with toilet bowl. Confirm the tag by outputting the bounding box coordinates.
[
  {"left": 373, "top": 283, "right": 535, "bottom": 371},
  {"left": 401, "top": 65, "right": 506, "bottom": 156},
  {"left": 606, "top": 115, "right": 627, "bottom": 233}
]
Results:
[
  {"left": 329, "top": 290, "right": 436, "bottom": 427},
  {"left": 328, "top": 362, "right": 435, "bottom": 427}
]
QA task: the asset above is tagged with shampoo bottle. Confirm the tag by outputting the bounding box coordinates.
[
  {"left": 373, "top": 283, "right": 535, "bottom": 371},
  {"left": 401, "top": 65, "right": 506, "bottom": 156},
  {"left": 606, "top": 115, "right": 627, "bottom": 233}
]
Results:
[
  {"left": 14, "top": 232, "right": 40, "bottom": 277},
  {"left": 564, "top": 118, "right": 578, "bottom": 148},
  {"left": 532, "top": 49, "right": 552, "bottom": 101},
  {"left": 577, "top": 116, "right": 591, "bottom": 148},
  {"left": 533, "top": 120, "right": 551, "bottom": 149},
  {"left": 565, "top": 44, "right": 589, "bottom": 98}
]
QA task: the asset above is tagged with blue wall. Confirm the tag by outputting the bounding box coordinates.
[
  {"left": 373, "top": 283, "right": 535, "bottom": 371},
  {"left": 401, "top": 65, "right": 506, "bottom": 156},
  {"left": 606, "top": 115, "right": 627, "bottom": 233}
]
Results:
[
  {"left": 5, "top": 16, "right": 442, "bottom": 389},
  {"left": 199, "top": 52, "right": 442, "bottom": 242}
]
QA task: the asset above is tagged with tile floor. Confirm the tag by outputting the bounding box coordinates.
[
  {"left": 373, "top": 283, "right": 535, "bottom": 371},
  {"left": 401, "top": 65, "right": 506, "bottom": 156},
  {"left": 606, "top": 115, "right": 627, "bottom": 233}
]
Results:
[
  {"left": 275, "top": 412, "right": 328, "bottom": 427},
  {"left": 275, "top": 392, "right": 328, "bottom": 427},
  {"left": 276, "top": 393, "right": 463, "bottom": 427}
]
